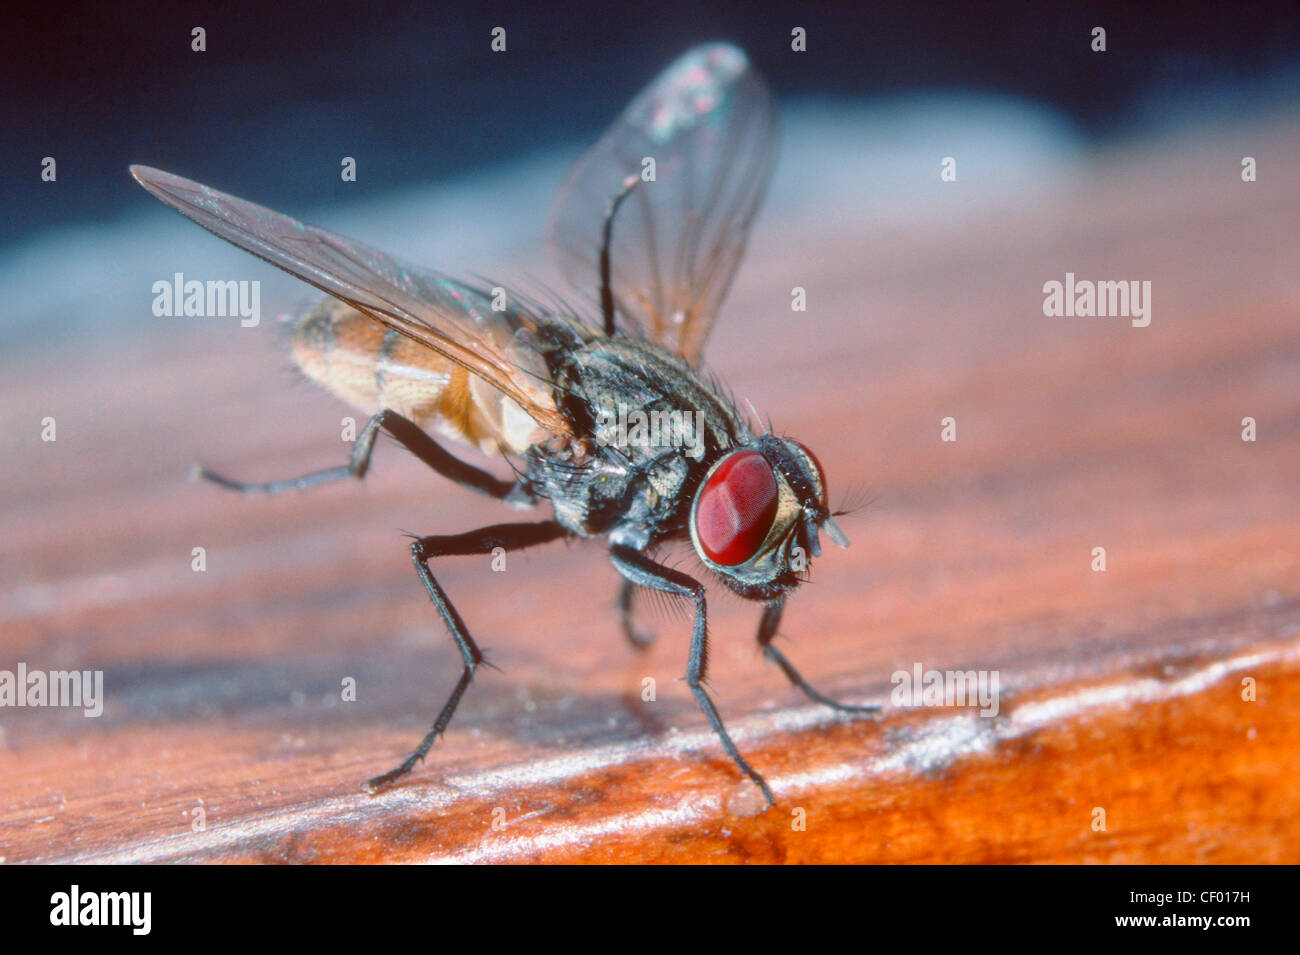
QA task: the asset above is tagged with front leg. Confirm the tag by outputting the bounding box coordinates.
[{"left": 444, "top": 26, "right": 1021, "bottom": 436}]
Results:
[
  {"left": 757, "top": 599, "right": 880, "bottom": 715},
  {"left": 610, "top": 545, "right": 775, "bottom": 807},
  {"left": 365, "top": 520, "right": 569, "bottom": 792}
]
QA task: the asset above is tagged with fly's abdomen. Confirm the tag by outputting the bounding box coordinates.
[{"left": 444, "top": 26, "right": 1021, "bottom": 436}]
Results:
[{"left": 291, "top": 299, "right": 537, "bottom": 456}]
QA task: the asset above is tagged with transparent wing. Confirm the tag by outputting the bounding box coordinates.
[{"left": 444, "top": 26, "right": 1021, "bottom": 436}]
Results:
[
  {"left": 130, "top": 165, "right": 569, "bottom": 438},
  {"left": 546, "top": 43, "right": 776, "bottom": 365}
]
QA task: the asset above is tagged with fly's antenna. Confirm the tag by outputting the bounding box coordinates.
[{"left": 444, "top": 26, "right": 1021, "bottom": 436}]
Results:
[{"left": 832, "top": 481, "right": 876, "bottom": 519}]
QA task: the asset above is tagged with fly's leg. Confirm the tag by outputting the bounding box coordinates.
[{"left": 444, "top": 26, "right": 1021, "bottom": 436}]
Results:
[
  {"left": 757, "top": 599, "right": 880, "bottom": 715},
  {"left": 199, "top": 409, "right": 520, "bottom": 500},
  {"left": 617, "top": 578, "right": 656, "bottom": 651},
  {"left": 610, "top": 545, "right": 775, "bottom": 807},
  {"left": 365, "top": 520, "right": 570, "bottom": 792},
  {"left": 599, "top": 175, "right": 641, "bottom": 336}
]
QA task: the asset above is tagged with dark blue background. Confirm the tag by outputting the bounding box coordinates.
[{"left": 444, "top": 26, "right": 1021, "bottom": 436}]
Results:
[{"left": 4, "top": 0, "right": 1298, "bottom": 249}]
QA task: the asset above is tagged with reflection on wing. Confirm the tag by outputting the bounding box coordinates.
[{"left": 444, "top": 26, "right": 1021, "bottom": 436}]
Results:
[
  {"left": 546, "top": 43, "right": 776, "bottom": 365},
  {"left": 130, "top": 165, "right": 569, "bottom": 445}
]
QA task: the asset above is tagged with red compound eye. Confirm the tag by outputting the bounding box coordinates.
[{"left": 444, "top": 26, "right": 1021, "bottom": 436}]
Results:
[{"left": 694, "top": 450, "right": 779, "bottom": 566}]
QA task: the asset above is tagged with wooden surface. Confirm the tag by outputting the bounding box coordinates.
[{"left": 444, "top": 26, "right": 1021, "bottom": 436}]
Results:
[{"left": 2, "top": 116, "right": 1298, "bottom": 864}]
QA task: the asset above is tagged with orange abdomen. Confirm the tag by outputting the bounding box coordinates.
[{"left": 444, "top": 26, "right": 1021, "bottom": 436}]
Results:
[{"left": 290, "top": 299, "right": 519, "bottom": 455}]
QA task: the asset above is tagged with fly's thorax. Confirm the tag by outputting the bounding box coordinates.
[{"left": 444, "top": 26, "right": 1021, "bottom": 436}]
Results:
[
  {"left": 525, "top": 431, "right": 695, "bottom": 545},
  {"left": 533, "top": 336, "right": 755, "bottom": 543},
  {"left": 561, "top": 337, "right": 751, "bottom": 464}
]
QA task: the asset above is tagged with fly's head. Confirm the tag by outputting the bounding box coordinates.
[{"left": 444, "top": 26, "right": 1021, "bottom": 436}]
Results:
[{"left": 688, "top": 434, "right": 849, "bottom": 600}]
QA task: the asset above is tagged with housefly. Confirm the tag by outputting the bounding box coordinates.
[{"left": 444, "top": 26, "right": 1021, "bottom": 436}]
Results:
[{"left": 131, "top": 43, "right": 876, "bottom": 807}]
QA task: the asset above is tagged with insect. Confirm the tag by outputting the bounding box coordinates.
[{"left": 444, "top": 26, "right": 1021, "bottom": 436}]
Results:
[{"left": 131, "top": 43, "right": 876, "bottom": 807}]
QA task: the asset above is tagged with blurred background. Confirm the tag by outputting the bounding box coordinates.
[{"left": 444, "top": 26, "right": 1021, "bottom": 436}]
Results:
[
  {"left": 1, "top": 1, "right": 1298, "bottom": 862},
  {"left": 3, "top": 0, "right": 1298, "bottom": 345}
]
